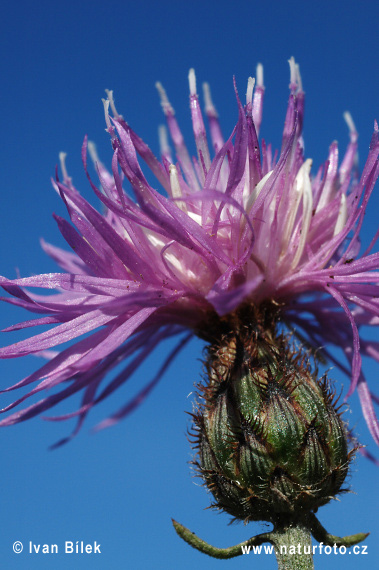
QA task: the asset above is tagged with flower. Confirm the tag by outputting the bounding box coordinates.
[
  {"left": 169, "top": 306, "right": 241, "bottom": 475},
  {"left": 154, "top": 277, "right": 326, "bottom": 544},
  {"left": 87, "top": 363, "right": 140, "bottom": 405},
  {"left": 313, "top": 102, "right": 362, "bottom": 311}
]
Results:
[{"left": 1, "top": 58, "right": 379, "bottom": 448}]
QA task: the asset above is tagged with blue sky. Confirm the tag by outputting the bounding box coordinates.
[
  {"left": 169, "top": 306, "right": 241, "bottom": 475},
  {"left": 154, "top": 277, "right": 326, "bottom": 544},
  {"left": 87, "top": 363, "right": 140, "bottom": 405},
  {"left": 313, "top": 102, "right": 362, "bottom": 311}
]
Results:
[{"left": 1, "top": 0, "right": 379, "bottom": 568}]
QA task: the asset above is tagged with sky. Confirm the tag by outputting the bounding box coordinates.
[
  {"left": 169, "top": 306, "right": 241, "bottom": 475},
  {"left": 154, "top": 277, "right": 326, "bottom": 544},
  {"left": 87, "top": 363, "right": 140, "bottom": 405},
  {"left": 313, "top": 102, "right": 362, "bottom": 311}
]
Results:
[{"left": 1, "top": 0, "right": 379, "bottom": 568}]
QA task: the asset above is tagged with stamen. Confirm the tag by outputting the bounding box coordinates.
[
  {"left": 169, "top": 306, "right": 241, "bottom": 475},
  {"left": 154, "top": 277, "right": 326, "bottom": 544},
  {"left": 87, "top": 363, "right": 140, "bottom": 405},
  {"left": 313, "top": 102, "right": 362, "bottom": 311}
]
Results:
[
  {"left": 245, "top": 170, "right": 273, "bottom": 215},
  {"left": 291, "top": 159, "right": 313, "bottom": 269},
  {"left": 316, "top": 142, "right": 339, "bottom": 212},
  {"left": 188, "top": 68, "right": 197, "bottom": 96},
  {"left": 252, "top": 64, "right": 265, "bottom": 136},
  {"left": 333, "top": 193, "right": 348, "bottom": 236},
  {"left": 288, "top": 57, "right": 297, "bottom": 89},
  {"left": 203, "top": 82, "right": 218, "bottom": 118},
  {"left": 102, "top": 98, "right": 115, "bottom": 138},
  {"left": 59, "top": 152, "right": 70, "bottom": 183},
  {"left": 343, "top": 111, "right": 358, "bottom": 143},
  {"left": 246, "top": 77, "right": 255, "bottom": 107},
  {"left": 156, "top": 82, "right": 175, "bottom": 115},
  {"left": 295, "top": 62, "right": 303, "bottom": 92},
  {"left": 338, "top": 112, "right": 359, "bottom": 185},
  {"left": 158, "top": 125, "right": 172, "bottom": 162},
  {"left": 169, "top": 164, "right": 182, "bottom": 198},
  {"left": 343, "top": 111, "right": 356, "bottom": 134},
  {"left": 256, "top": 63, "right": 264, "bottom": 88},
  {"left": 169, "top": 164, "right": 187, "bottom": 212},
  {"left": 105, "top": 89, "right": 121, "bottom": 118},
  {"left": 87, "top": 141, "right": 99, "bottom": 166}
]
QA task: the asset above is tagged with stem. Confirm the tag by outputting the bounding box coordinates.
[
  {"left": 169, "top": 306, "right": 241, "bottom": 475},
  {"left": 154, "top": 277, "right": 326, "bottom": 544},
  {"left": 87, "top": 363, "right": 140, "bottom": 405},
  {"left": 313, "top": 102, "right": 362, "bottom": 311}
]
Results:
[{"left": 270, "top": 522, "right": 314, "bottom": 570}]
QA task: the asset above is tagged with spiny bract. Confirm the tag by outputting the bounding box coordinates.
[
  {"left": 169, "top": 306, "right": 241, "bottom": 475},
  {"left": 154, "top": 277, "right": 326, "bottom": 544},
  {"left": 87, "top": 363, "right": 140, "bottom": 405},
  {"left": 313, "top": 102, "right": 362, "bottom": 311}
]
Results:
[{"left": 192, "top": 305, "right": 352, "bottom": 523}]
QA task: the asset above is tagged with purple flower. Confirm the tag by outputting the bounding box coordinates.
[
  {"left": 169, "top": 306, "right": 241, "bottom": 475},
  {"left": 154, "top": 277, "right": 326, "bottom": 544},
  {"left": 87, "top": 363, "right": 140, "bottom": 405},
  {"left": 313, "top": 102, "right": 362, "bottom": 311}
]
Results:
[{"left": 1, "top": 58, "right": 379, "bottom": 447}]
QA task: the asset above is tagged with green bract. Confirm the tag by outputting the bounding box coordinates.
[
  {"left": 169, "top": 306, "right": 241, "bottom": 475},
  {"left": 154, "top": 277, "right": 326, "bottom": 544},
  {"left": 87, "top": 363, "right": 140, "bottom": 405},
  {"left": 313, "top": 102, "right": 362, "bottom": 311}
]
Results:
[{"left": 193, "top": 306, "right": 352, "bottom": 524}]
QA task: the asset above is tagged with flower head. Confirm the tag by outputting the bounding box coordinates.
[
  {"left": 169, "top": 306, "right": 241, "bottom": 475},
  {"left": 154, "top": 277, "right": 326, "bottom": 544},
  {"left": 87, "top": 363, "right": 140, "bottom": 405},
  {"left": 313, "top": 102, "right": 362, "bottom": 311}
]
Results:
[{"left": 1, "top": 59, "right": 379, "bottom": 448}]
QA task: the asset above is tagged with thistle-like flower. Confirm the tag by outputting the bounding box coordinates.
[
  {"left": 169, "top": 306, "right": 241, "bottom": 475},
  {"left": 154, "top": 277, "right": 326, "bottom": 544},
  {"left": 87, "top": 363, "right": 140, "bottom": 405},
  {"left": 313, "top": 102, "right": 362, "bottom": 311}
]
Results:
[
  {"left": 1, "top": 58, "right": 379, "bottom": 457},
  {"left": 178, "top": 305, "right": 367, "bottom": 561}
]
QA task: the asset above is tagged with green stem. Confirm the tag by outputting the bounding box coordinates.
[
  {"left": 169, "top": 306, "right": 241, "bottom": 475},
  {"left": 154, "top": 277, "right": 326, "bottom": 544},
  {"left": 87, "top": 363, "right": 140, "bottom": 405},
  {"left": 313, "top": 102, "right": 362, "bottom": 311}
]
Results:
[{"left": 269, "top": 523, "right": 314, "bottom": 570}]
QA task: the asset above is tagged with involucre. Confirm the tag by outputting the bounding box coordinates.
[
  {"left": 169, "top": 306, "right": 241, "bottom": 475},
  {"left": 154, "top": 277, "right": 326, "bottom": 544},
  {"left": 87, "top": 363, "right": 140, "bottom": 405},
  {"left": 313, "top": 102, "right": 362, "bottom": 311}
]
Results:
[{"left": 192, "top": 304, "right": 352, "bottom": 525}]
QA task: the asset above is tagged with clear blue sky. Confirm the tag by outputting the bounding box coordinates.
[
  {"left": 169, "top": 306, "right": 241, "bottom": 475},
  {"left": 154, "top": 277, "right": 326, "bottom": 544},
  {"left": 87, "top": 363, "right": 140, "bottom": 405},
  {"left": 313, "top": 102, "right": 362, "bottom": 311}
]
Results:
[{"left": 1, "top": 1, "right": 379, "bottom": 568}]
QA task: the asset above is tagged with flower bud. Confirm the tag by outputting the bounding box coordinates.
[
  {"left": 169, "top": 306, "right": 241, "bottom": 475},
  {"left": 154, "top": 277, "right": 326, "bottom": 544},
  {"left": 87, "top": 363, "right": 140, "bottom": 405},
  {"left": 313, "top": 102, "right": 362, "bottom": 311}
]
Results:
[{"left": 192, "top": 306, "right": 352, "bottom": 524}]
